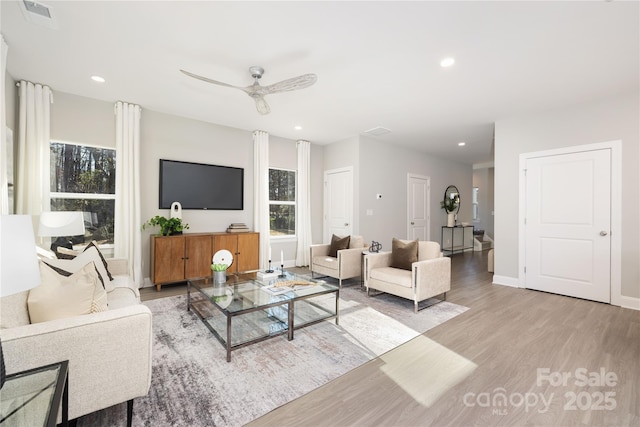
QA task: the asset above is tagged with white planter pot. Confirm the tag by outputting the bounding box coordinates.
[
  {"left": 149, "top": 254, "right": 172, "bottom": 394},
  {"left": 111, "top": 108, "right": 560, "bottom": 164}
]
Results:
[
  {"left": 447, "top": 213, "right": 455, "bottom": 227},
  {"left": 213, "top": 270, "right": 227, "bottom": 285}
]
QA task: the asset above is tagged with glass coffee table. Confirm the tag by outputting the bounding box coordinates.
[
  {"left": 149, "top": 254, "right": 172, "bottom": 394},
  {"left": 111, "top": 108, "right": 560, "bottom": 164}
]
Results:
[{"left": 188, "top": 272, "right": 339, "bottom": 362}]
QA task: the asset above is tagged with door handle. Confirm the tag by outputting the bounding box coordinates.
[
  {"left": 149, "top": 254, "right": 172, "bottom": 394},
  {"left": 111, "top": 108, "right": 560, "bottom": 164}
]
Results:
[
  {"left": 600, "top": 231, "right": 608, "bottom": 236},
  {"left": 411, "top": 222, "right": 415, "bottom": 225},
  {"left": 344, "top": 223, "right": 349, "bottom": 226}
]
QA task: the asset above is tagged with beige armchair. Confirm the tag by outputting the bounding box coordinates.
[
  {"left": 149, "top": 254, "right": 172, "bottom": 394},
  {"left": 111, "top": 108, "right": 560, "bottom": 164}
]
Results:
[
  {"left": 364, "top": 240, "right": 451, "bottom": 312},
  {"left": 310, "top": 235, "right": 367, "bottom": 287}
]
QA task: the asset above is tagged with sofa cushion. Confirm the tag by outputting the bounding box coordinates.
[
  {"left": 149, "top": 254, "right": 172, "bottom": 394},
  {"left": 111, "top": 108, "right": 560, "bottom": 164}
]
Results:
[
  {"left": 417, "top": 241, "right": 442, "bottom": 261},
  {"left": 329, "top": 234, "right": 350, "bottom": 257},
  {"left": 370, "top": 267, "right": 412, "bottom": 288},
  {"left": 28, "top": 262, "right": 108, "bottom": 324},
  {"left": 391, "top": 238, "right": 418, "bottom": 270},
  {"left": 42, "top": 246, "right": 114, "bottom": 292},
  {"left": 312, "top": 256, "right": 339, "bottom": 271}
]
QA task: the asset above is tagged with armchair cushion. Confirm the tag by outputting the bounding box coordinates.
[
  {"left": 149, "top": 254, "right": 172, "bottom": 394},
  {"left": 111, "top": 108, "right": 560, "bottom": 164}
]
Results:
[
  {"left": 370, "top": 266, "right": 412, "bottom": 288},
  {"left": 312, "top": 255, "right": 339, "bottom": 271},
  {"left": 391, "top": 238, "right": 418, "bottom": 270},
  {"left": 349, "top": 235, "right": 365, "bottom": 249},
  {"left": 28, "top": 261, "right": 108, "bottom": 324},
  {"left": 329, "top": 234, "right": 350, "bottom": 257}
]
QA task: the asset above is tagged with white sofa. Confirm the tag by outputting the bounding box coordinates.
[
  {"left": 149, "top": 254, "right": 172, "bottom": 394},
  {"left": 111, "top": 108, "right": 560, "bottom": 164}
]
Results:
[
  {"left": 0, "top": 258, "right": 152, "bottom": 425},
  {"left": 364, "top": 240, "right": 451, "bottom": 312},
  {"left": 310, "top": 235, "right": 367, "bottom": 287}
]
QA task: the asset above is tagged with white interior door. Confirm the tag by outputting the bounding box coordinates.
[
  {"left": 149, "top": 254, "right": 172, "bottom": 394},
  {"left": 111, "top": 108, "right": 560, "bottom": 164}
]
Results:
[
  {"left": 524, "top": 148, "right": 611, "bottom": 303},
  {"left": 324, "top": 167, "right": 353, "bottom": 242},
  {"left": 407, "top": 174, "right": 430, "bottom": 240}
]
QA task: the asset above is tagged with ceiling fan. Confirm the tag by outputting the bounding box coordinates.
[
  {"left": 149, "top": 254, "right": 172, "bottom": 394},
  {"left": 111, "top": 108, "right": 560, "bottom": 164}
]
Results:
[{"left": 180, "top": 66, "right": 317, "bottom": 115}]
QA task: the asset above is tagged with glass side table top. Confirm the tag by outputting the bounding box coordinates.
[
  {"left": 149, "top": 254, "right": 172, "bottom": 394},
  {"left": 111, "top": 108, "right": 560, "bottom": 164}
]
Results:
[{"left": 0, "top": 361, "right": 69, "bottom": 427}]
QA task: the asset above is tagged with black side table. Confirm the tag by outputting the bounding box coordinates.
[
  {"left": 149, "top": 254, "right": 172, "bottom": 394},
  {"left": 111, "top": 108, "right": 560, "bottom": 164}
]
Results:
[{"left": 0, "top": 360, "right": 69, "bottom": 427}]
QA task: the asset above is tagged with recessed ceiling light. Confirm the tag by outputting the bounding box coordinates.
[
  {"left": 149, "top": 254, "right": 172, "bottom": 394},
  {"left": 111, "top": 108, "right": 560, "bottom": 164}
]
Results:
[
  {"left": 440, "top": 57, "right": 455, "bottom": 68},
  {"left": 458, "top": 142, "right": 466, "bottom": 146},
  {"left": 294, "top": 125, "right": 302, "bottom": 130},
  {"left": 91, "top": 75, "right": 105, "bottom": 83}
]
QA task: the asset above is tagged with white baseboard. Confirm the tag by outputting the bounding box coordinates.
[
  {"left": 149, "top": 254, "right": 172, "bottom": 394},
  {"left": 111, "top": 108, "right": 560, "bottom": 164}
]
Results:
[
  {"left": 615, "top": 295, "right": 640, "bottom": 311},
  {"left": 492, "top": 275, "right": 521, "bottom": 288}
]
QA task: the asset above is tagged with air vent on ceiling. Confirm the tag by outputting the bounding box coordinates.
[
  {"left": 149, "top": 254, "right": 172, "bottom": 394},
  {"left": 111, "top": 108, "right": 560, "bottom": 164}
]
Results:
[
  {"left": 19, "top": 0, "right": 58, "bottom": 29},
  {"left": 363, "top": 126, "right": 392, "bottom": 137}
]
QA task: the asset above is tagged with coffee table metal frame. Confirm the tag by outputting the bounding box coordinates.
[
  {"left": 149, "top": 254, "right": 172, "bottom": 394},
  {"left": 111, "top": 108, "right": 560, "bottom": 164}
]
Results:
[{"left": 187, "top": 276, "right": 339, "bottom": 362}]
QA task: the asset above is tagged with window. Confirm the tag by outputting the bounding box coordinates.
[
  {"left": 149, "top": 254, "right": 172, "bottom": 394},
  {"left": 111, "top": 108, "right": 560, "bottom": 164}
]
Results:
[
  {"left": 269, "top": 168, "right": 296, "bottom": 237},
  {"left": 50, "top": 141, "right": 116, "bottom": 245},
  {"left": 472, "top": 187, "right": 479, "bottom": 222}
]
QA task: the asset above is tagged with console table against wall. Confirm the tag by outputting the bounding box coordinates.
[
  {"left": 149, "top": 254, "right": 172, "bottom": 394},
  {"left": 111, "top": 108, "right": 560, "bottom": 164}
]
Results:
[
  {"left": 441, "top": 225, "right": 474, "bottom": 256},
  {"left": 151, "top": 232, "right": 259, "bottom": 291}
]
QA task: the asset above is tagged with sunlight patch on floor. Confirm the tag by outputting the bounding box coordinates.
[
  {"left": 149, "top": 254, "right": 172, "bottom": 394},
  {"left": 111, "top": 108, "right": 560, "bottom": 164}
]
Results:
[{"left": 379, "top": 335, "right": 477, "bottom": 407}]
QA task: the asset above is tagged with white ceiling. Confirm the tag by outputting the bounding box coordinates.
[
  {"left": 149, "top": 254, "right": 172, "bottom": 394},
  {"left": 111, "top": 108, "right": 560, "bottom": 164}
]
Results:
[{"left": 2, "top": 1, "right": 638, "bottom": 165}]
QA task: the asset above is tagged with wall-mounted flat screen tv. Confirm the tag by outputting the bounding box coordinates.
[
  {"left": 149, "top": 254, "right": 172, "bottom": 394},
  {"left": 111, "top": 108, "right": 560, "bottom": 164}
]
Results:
[{"left": 159, "top": 159, "right": 244, "bottom": 210}]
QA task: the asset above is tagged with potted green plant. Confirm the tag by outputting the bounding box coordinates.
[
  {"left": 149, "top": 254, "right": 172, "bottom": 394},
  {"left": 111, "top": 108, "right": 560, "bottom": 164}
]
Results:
[
  {"left": 142, "top": 215, "right": 189, "bottom": 236},
  {"left": 441, "top": 193, "right": 459, "bottom": 227},
  {"left": 211, "top": 262, "right": 229, "bottom": 285}
]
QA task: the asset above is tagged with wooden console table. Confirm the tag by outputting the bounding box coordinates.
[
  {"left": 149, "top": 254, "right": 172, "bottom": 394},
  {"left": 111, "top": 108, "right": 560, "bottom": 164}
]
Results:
[{"left": 151, "top": 232, "right": 259, "bottom": 291}]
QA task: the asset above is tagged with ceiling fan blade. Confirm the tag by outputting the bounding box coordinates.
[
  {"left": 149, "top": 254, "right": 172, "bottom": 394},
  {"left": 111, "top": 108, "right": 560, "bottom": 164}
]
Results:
[
  {"left": 180, "top": 69, "right": 239, "bottom": 89},
  {"left": 262, "top": 73, "right": 317, "bottom": 95},
  {"left": 254, "top": 96, "right": 271, "bottom": 115}
]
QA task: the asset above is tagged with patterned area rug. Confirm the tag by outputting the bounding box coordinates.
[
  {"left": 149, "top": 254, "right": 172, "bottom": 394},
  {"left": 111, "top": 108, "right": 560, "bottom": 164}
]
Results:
[{"left": 78, "top": 282, "right": 468, "bottom": 426}]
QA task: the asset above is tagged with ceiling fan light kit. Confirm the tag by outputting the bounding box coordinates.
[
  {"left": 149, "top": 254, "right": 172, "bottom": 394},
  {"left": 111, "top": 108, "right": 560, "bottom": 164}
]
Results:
[{"left": 180, "top": 66, "right": 317, "bottom": 115}]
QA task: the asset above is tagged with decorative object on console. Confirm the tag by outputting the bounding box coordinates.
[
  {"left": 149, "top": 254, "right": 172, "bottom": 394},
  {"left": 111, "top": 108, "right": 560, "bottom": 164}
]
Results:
[
  {"left": 369, "top": 241, "right": 382, "bottom": 253},
  {"left": 170, "top": 201, "right": 182, "bottom": 219},
  {"left": 212, "top": 249, "right": 233, "bottom": 285},
  {"left": 441, "top": 185, "right": 460, "bottom": 227},
  {"left": 142, "top": 215, "right": 189, "bottom": 236},
  {"left": 38, "top": 211, "right": 85, "bottom": 256},
  {"left": 226, "top": 223, "right": 250, "bottom": 233},
  {"left": 0, "top": 215, "right": 41, "bottom": 389}
]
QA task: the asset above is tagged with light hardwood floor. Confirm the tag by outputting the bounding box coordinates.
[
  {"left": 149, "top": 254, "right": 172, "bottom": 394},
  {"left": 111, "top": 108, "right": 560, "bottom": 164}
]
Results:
[
  {"left": 141, "top": 252, "right": 640, "bottom": 426},
  {"left": 246, "top": 251, "right": 640, "bottom": 426}
]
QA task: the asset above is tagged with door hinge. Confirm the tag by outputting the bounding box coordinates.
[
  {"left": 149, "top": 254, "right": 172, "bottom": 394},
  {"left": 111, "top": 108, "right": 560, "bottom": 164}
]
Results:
[{"left": 524, "top": 266, "right": 527, "bottom": 273}]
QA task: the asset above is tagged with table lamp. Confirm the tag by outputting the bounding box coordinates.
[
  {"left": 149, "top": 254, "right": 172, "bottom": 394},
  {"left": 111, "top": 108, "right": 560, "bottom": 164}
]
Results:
[
  {"left": 38, "top": 211, "right": 85, "bottom": 253},
  {"left": 0, "top": 214, "right": 41, "bottom": 389}
]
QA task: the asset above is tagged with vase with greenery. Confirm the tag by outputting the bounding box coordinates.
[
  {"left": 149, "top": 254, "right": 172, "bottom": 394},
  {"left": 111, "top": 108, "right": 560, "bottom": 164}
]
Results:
[
  {"left": 142, "top": 215, "right": 189, "bottom": 236},
  {"left": 211, "top": 263, "right": 229, "bottom": 285},
  {"left": 441, "top": 196, "right": 459, "bottom": 227}
]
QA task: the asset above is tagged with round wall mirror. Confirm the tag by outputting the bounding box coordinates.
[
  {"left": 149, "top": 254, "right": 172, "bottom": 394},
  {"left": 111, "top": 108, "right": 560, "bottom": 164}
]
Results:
[{"left": 443, "top": 185, "right": 460, "bottom": 214}]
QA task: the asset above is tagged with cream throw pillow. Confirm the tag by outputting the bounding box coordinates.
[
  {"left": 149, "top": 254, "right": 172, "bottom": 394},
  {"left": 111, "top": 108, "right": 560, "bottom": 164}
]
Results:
[
  {"left": 28, "top": 261, "right": 108, "bottom": 324},
  {"left": 42, "top": 246, "right": 114, "bottom": 292}
]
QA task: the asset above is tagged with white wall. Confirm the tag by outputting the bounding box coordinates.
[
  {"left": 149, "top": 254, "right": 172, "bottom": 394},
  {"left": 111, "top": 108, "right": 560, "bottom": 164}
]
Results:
[
  {"left": 358, "top": 136, "right": 473, "bottom": 251},
  {"left": 494, "top": 92, "right": 639, "bottom": 300}
]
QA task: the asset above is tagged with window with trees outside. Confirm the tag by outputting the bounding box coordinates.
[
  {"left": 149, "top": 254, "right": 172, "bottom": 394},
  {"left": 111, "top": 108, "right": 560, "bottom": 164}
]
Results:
[
  {"left": 50, "top": 141, "right": 116, "bottom": 246},
  {"left": 269, "top": 168, "right": 296, "bottom": 237}
]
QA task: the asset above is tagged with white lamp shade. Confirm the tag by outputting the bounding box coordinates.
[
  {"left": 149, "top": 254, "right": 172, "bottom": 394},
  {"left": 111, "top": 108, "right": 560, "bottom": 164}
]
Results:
[
  {"left": 38, "top": 211, "right": 85, "bottom": 237},
  {"left": 0, "top": 215, "right": 41, "bottom": 296}
]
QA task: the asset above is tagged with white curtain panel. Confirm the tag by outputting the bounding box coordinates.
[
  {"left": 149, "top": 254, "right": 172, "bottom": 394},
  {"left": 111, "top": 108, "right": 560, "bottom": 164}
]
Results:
[
  {"left": 253, "top": 130, "right": 270, "bottom": 270},
  {"left": 295, "top": 140, "right": 312, "bottom": 266},
  {"left": 114, "top": 101, "right": 142, "bottom": 287},
  {"left": 0, "top": 35, "right": 8, "bottom": 214},
  {"left": 16, "top": 80, "right": 52, "bottom": 216}
]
